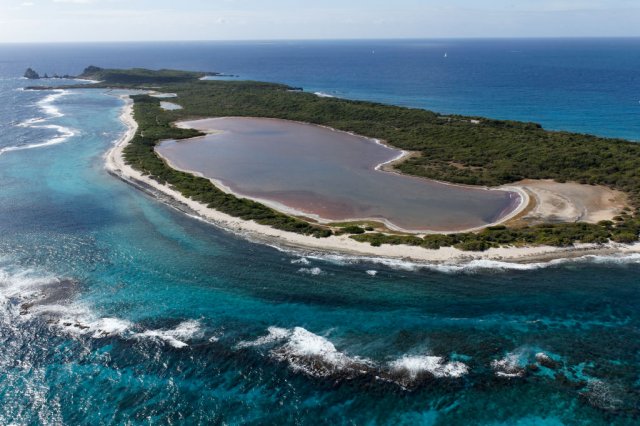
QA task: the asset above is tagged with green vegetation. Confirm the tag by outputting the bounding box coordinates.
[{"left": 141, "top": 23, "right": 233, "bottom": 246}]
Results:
[
  {"left": 339, "top": 226, "right": 366, "bottom": 235},
  {"left": 351, "top": 222, "right": 623, "bottom": 251},
  {"left": 123, "top": 94, "right": 332, "bottom": 238},
  {"left": 78, "top": 66, "right": 215, "bottom": 84},
  {"left": 66, "top": 68, "right": 640, "bottom": 250}
]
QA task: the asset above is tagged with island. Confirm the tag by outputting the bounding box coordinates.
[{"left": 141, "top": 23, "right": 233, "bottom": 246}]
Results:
[
  {"left": 24, "top": 67, "right": 75, "bottom": 80},
  {"left": 24, "top": 67, "right": 41, "bottom": 79},
  {"left": 23, "top": 65, "right": 222, "bottom": 82},
  {"left": 36, "top": 67, "right": 640, "bottom": 262}
]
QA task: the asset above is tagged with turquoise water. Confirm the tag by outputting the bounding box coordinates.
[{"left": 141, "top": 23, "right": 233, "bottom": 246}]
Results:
[
  {"left": 158, "top": 117, "right": 519, "bottom": 231},
  {"left": 0, "top": 41, "right": 638, "bottom": 424}
]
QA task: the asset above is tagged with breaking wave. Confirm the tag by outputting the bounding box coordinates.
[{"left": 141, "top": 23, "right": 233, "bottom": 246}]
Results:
[
  {"left": 237, "top": 326, "right": 374, "bottom": 378},
  {"left": 236, "top": 326, "right": 469, "bottom": 386},
  {"left": 235, "top": 326, "right": 291, "bottom": 349},
  {"left": 297, "top": 267, "right": 323, "bottom": 275},
  {"left": 491, "top": 352, "right": 527, "bottom": 378},
  {"left": 0, "top": 124, "right": 76, "bottom": 156},
  {"left": 490, "top": 347, "right": 562, "bottom": 378},
  {"left": 0, "top": 261, "right": 204, "bottom": 349},
  {"left": 2, "top": 89, "right": 77, "bottom": 157},
  {"left": 271, "top": 327, "right": 375, "bottom": 378},
  {"left": 36, "top": 90, "right": 68, "bottom": 119},
  {"left": 314, "top": 92, "right": 335, "bottom": 98},
  {"left": 48, "top": 305, "right": 205, "bottom": 349},
  {"left": 132, "top": 320, "right": 203, "bottom": 348},
  {"left": 388, "top": 355, "right": 469, "bottom": 379},
  {"left": 297, "top": 250, "right": 640, "bottom": 274}
]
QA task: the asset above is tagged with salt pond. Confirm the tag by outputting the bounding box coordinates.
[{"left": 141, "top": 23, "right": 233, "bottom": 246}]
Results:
[
  {"left": 159, "top": 101, "right": 183, "bottom": 110},
  {"left": 156, "top": 117, "right": 520, "bottom": 232}
]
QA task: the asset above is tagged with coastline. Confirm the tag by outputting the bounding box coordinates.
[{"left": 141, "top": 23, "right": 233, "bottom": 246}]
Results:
[{"left": 105, "top": 97, "right": 640, "bottom": 265}]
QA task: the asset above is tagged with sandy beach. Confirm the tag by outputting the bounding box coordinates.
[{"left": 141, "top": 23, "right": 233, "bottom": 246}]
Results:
[{"left": 105, "top": 98, "right": 640, "bottom": 264}]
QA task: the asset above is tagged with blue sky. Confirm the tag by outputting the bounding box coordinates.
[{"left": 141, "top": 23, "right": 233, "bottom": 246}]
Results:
[{"left": 1, "top": 0, "right": 639, "bottom": 42}]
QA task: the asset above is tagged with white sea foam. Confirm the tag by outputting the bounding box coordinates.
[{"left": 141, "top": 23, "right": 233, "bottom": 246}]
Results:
[
  {"left": 0, "top": 267, "right": 131, "bottom": 340},
  {"left": 73, "top": 78, "right": 101, "bottom": 84},
  {"left": 301, "top": 250, "right": 640, "bottom": 274},
  {"left": 37, "top": 89, "right": 69, "bottom": 119},
  {"left": 40, "top": 300, "right": 133, "bottom": 338},
  {"left": 307, "top": 253, "right": 425, "bottom": 271},
  {"left": 2, "top": 89, "right": 76, "bottom": 157},
  {"left": 582, "top": 380, "right": 624, "bottom": 411},
  {"left": 491, "top": 351, "right": 527, "bottom": 378},
  {"left": 366, "top": 270, "right": 378, "bottom": 276},
  {"left": 238, "top": 327, "right": 472, "bottom": 383},
  {"left": 0, "top": 125, "right": 76, "bottom": 156},
  {"left": 237, "top": 327, "right": 373, "bottom": 377},
  {"left": 290, "top": 257, "right": 311, "bottom": 265},
  {"left": 0, "top": 266, "right": 60, "bottom": 319},
  {"left": 132, "top": 320, "right": 202, "bottom": 348},
  {"left": 51, "top": 309, "right": 205, "bottom": 349},
  {"left": 0, "top": 260, "right": 209, "bottom": 352},
  {"left": 87, "top": 317, "right": 133, "bottom": 338},
  {"left": 314, "top": 92, "right": 335, "bottom": 98},
  {"left": 271, "top": 327, "right": 374, "bottom": 378},
  {"left": 17, "top": 117, "right": 46, "bottom": 127},
  {"left": 49, "top": 311, "right": 206, "bottom": 349},
  {"left": 535, "top": 352, "right": 555, "bottom": 366},
  {"left": 389, "top": 355, "right": 469, "bottom": 379},
  {"left": 235, "top": 326, "right": 290, "bottom": 349},
  {"left": 297, "top": 267, "right": 323, "bottom": 275}
]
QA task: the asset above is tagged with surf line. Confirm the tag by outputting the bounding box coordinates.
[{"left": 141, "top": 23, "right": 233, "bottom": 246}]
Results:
[{"left": 1, "top": 89, "right": 77, "bottom": 157}]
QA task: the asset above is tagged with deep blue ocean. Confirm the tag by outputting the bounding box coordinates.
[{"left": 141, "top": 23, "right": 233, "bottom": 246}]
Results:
[{"left": 0, "top": 39, "right": 638, "bottom": 425}]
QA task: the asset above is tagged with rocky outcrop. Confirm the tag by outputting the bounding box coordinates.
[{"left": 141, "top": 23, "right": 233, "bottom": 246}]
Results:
[
  {"left": 24, "top": 68, "right": 40, "bottom": 79},
  {"left": 23, "top": 68, "right": 74, "bottom": 80}
]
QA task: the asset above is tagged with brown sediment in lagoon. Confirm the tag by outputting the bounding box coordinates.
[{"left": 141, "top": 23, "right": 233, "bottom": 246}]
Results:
[{"left": 157, "top": 117, "right": 522, "bottom": 232}]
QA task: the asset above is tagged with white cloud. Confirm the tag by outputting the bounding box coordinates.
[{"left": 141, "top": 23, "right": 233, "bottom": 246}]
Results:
[{"left": 0, "top": 1, "right": 639, "bottom": 42}]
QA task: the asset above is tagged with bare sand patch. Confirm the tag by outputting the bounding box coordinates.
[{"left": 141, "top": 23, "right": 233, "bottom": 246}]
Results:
[{"left": 506, "top": 179, "right": 629, "bottom": 226}]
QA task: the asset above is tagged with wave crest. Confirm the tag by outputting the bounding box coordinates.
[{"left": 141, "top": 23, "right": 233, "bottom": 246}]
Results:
[
  {"left": 0, "top": 261, "right": 205, "bottom": 349},
  {"left": 271, "top": 327, "right": 375, "bottom": 378},
  {"left": 389, "top": 355, "right": 469, "bottom": 379},
  {"left": 2, "top": 89, "right": 76, "bottom": 157},
  {"left": 132, "top": 320, "right": 204, "bottom": 348},
  {"left": 236, "top": 326, "right": 469, "bottom": 386},
  {"left": 300, "top": 250, "right": 640, "bottom": 274}
]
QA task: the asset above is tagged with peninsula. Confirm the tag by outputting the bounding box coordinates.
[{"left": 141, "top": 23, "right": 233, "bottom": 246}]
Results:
[
  {"left": 40, "top": 67, "right": 640, "bottom": 262},
  {"left": 24, "top": 65, "right": 221, "bottom": 82}
]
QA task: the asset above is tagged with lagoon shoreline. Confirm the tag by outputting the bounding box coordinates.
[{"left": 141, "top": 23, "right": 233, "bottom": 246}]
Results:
[
  {"left": 105, "top": 96, "right": 640, "bottom": 265},
  {"left": 159, "top": 117, "right": 529, "bottom": 234}
]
